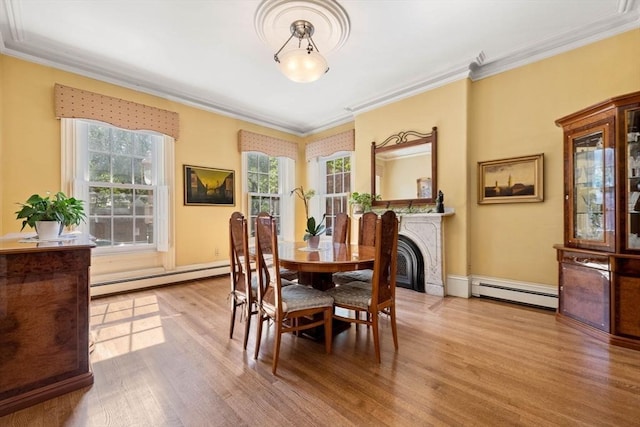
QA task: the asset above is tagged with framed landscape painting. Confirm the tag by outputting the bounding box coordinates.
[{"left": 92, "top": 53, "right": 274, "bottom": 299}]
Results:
[
  {"left": 478, "top": 154, "right": 544, "bottom": 204},
  {"left": 184, "top": 165, "right": 235, "bottom": 206}
]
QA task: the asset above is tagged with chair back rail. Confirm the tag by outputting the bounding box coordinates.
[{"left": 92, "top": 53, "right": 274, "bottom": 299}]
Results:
[{"left": 333, "top": 212, "right": 351, "bottom": 244}]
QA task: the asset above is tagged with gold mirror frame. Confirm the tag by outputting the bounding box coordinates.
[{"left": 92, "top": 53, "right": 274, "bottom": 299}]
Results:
[{"left": 371, "top": 126, "right": 437, "bottom": 207}]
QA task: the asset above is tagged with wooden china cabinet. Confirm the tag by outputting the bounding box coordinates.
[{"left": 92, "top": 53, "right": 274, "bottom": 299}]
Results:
[{"left": 555, "top": 91, "right": 640, "bottom": 351}]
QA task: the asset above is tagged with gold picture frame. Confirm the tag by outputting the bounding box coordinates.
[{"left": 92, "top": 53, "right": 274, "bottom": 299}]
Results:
[
  {"left": 478, "top": 154, "right": 544, "bottom": 204},
  {"left": 184, "top": 165, "right": 235, "bottom": 206}
]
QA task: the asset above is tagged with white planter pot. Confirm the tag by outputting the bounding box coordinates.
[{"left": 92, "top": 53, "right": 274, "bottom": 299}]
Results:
[
  {"left": 307, "top": 235, "right": 320, "bottom": 249},
  {"left": 35, "top": 220, "right": 62, "bottom": 240}
]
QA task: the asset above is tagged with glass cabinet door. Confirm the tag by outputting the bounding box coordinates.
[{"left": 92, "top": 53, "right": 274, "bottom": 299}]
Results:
[
  {"left": 625, "top": 107, "right": 640, "bottom": 250},
  {"left": 569, "top": 123, "right": 615, "bottom": 250}
]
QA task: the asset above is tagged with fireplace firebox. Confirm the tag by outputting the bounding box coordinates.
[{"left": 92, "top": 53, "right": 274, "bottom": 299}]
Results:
[{"left": 396, "top": 235, "right": 425, "bottom": 292}]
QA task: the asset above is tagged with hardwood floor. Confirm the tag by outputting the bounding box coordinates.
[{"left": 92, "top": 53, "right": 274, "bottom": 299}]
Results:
[{"left": 2, "top": 276, "right": 640, "bottom": 426}]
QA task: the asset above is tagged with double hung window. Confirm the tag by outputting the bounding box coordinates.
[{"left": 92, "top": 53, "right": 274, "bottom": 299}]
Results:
[
  {"left": 245, "top": 152, "right": 293, "bottom": 238},
  {"left": 64, "top": 119, "right": 170, "bottom": 253},
  {"left": 316, "top": 152, "right": 352, "bottom": 238}
]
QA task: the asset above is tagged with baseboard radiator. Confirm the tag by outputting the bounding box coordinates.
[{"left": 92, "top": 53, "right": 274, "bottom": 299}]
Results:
[
  {"left": 471, "top": 277, "right": 558, "bottom": 310},
  {"left": 90, "top": 262, "right": 230, "bottom": 297}
]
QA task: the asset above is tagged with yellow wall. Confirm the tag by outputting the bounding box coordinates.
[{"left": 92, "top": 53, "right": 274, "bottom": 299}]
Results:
[
  {"left": 354, "top": 79, "right": 470, "bottom": 277},
  {"left": 1, "top": 29, "right": 638, "bottom": 291},
  {"left": 469, "top": 28, "right": 640, "bottom": 285},
  {"left": 0, "top": 56, "right": 303, "bottom": 267}
]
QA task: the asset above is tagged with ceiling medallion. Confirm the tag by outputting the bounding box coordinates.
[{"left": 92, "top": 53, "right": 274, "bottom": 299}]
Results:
[{"left": 255, "top": 0, "right": 350, "bottom": 82}]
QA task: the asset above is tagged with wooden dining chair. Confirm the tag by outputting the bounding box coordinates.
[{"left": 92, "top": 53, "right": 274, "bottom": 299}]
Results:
[
  {"left": 333, "top": 211, "right": 377, "bottom": 285},
  {"left": 332, "top": 212, "right": 351, "bottom": 244},
  {"left": 253, "top": 212, "right": 334, "bottom": 374},
  {"left": 228, "top": 211, "right": 255, "bottom": 350},
  {"left": 327, "top": 210, "right": 399, "bottom": 362},
  {"left": 358, "top": 211, "right": 378, "bottom": 246}
]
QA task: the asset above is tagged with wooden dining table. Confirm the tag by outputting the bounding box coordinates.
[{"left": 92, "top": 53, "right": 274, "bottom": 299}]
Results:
[
  {"left": 276, "top": 241, "right": 376, "bottom": 339},
  {"left": 277, "top": 241, "right": 375, "bottom": 291}
]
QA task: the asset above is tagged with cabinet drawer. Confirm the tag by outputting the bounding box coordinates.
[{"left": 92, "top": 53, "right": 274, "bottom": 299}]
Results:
[
  {"left": 560, "top": 251, "right": 609, "bottom": 270},
  {"left": 560, "top": 263, "right": 610, "bottom": 332}
]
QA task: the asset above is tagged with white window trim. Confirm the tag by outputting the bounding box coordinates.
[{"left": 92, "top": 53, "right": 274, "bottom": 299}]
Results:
[
  {"left": 61, "top": 118, "right": 175, "bottom": 284},
  {"left": 309, "top": 151, "right": 354, "bottom": 240},
  {"left": 241, "top": 152, "right": 294, "bottom": 241}
]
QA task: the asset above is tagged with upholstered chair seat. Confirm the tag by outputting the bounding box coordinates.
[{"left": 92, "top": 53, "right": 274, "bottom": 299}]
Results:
[
  {"left": 261, "top": 284, "right": 334, "bottom": 317},
  {"left": 332, "top": 270, "right": 373, "bottom": 285},
  {"left": 326, "top": 281, "right": 372, "bottom": 307}
]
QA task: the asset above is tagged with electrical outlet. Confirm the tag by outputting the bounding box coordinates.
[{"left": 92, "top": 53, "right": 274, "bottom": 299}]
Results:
[{"left": 215, "top": 247, "right": 220, "bottom": 256}]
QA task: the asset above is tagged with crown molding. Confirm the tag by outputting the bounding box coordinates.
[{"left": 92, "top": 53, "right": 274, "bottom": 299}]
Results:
[
  {"left": 470, "top": 3, "right": 640, "bottom": 80},
  {"left": 0, "top": 0, "right": 637, "bottom": 136}
]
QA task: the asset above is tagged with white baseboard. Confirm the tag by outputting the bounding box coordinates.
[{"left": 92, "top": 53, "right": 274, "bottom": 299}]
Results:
[
  {"left": 471, "top": 275, "right": 558, "bottom": 309},
  {"left": 90, "top": 261, "right": 230, "bottom": 297},
  {"left": 446, "top": 275, "right": 471, "bottom": 298},
  {"left": 445, "top": 274, "right": 557, "bottom": 309}
]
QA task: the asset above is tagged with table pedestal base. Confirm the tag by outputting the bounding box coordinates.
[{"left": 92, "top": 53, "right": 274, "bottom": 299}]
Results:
[{"left": 297, "top": 271, "right": 334, "bottom": 291}]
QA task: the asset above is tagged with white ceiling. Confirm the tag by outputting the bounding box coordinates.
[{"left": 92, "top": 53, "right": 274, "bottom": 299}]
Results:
[{"left": 0, "top": 0, "right": 638, "bottom": 135}]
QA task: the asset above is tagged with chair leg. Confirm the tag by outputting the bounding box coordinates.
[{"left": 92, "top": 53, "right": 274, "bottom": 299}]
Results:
[
  {"left": 324, "top": 308, "right": 332, "bottom": 354},
  {"left": 254, "top": 311, "right": 264, "bottom": 360},
  {"left": 242, "top": 302, "right": 252, "bottom": 350},
  {"left": 229, "top": 297, "right": 237, "bottom": 339},
  {"left": 272, "top": 322, "right": 282, "bottom": 375},
  {"left": 390, "top": 303, "right": 398, "bottom": 351},
  {"left": 371, "top": 310, "right": 381, "bottom": 363}
]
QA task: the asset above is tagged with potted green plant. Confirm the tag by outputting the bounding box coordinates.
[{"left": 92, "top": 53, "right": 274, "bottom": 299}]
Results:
[
  {"left": 290, "top": 186, "right": 326, "bottom": 248},
  {"left": 15, "top": 191, "right": 86, "bottom": 240},
  {"left": 349, "top": 192, "right": 381, "bottom": 214}
]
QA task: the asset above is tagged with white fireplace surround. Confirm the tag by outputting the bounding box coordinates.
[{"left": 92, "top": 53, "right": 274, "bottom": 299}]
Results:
[{"left": 397, "top": 209, "right": 454, "bottom": 296}]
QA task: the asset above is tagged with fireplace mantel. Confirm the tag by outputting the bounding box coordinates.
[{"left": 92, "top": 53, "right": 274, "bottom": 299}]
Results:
[{"left": 396, "top": 209, "right": 454, "bottom": 296}]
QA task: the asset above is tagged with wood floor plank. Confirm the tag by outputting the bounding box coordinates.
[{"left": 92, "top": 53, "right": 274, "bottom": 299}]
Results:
[{"left": 2, "top": 277, "right": 640, "bottom": 426}]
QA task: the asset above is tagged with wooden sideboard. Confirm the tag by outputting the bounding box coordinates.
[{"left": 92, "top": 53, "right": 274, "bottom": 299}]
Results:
[{"left": 0, "top": 236, "right": 94, "bottom": 416}]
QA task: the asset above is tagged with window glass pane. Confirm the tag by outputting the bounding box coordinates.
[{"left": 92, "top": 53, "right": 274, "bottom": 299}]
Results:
[
  {"left": 135, "top": 217, "right": 153, "bottom": 244},
  {"left": 258, "top": 154, "right": 269, "bottom": 174},
  {"left": 248, "top": 153, "right": 258, "bottom": 172},
  {"left": 327, "top": 159, "right": 335, "bottom": 174},
  {"left": 111, "top": 129, "right": 133, "bottom": 155},
  {"left": 90, "top": 186, "right": 112, "bottom": 215},
  {"left": 327, "top": 175, "right": 335, "bottom": 193},
  {"left": 135, "top": 189, "right": 153, "bottom": 216},
  {"left": 113, "top": 189, "right": 133, "bottom": 216},
  {"left": 335, "top": 175, "right": 343, "bottom": 193},
  {"left": 112, "top": 155, "right": 133, "bottom": 184},
  {"left": 88, "top": 125, "right": 111, "bottom": 152},
  {"left": 268, "top": 157, "right": 279, "bottom": 193},
  {"left": 134, "top": 134, "right": 153, "bottom": 156},
  {"left": 113, "top": 217, "right": 134, "bottom": 243},
  {"left": 89, "top": 152, "right": 111, "bottom": 182},
  {"left": 90, "top": 217, "right": 112, "bottom": 246}
]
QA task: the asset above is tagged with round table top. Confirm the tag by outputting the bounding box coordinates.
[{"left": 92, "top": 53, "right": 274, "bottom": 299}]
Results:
[{"left": 277, "top": 241, "right": 375, "bottom": 273}]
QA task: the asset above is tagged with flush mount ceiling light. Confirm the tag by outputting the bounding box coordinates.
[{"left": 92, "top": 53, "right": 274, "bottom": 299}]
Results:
[
  {"left": 255, "top": 0, "right": 350, "bottom": 83},
  {"left": 274, "top": 20, "right": 327, "bottom": 83}
]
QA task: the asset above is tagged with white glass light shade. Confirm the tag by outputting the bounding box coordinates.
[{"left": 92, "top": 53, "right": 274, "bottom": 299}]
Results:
[{"left": 277, "top": 48, "right": 328, "bottom": 83}]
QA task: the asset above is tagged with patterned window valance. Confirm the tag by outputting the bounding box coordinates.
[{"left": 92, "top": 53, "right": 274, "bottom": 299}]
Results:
[
  {"left": 306, "top": 129, "right": 354, "bottom": 161},
  {"left": 238, "top": 130, "right": 298, "bottom": 160},
  {"left": 54, "top": 83, "right": 180, "bottom": 140}
]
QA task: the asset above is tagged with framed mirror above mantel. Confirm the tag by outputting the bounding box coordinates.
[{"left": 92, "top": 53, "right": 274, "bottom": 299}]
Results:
[{"left": 371, "top": 127, "right": 437, "bottom": 207}]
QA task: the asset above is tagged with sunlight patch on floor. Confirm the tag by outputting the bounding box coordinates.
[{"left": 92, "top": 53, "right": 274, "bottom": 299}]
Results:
[{"left": 90, "top": 295, "right": 165, "bottom": 362}]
